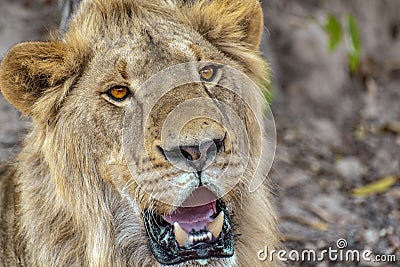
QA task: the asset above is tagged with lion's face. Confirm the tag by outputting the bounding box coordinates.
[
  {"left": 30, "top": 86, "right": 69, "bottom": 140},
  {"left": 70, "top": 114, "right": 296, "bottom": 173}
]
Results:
[
  {"left": 0, "top": 1, "right": 275, "bottom": 266},
  {"left": 69, "top": 23, "right": 256, "bottom": 265}
]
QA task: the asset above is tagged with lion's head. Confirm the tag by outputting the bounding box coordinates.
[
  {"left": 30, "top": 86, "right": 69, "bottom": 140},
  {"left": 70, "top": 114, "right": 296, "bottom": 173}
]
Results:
[{"left": 0, "top": 0, "right": 279, "bottom": 266}]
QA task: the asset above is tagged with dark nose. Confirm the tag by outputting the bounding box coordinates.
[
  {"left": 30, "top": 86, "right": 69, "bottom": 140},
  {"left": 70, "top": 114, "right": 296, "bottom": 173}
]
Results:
[{"left": 158, "top": 139, "right": 224, "bottom": 169}]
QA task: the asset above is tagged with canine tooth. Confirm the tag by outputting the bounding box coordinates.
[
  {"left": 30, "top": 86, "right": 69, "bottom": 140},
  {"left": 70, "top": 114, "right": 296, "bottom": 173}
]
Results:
[
  {"left": 198, "top": 259, "right": 208, "bottom": 265},
  {"left": 207, "top": 232, "right": 212, "bottom": 240},
  {"left": 173, "top": 222, "right": 188, "bottom": 246},
  {"left": 208, "top": 211, "right": 224, "bottom": 238},
  {"left": 202, "top": 233, "right": 207, "bottom": 240},
  {"left": 189, "top": 235, "right": 194, "bottom": 244}
]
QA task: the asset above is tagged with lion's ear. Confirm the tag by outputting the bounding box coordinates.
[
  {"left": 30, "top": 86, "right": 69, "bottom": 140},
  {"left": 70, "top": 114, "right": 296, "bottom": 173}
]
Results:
[
  {"left": 0, "top": 41, "right": 80, "bottom": 115},
  {"left": 183, "top": 0, "right": 264, "bottom": 50}
]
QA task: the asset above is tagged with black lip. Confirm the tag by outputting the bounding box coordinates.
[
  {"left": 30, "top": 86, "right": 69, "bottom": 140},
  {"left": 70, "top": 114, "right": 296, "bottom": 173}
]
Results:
[{"left": 143, "top": 200, "right": 234, "bottom": 265}]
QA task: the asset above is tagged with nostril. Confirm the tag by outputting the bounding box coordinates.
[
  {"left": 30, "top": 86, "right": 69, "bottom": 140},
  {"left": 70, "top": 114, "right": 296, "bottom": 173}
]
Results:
[
  {"left": 156, "top": 145, "right": 167, "bottom": 160},
  {"left": 180, "top": 146, "right": 201, "bottom": 161},
  {"left": 180, "top": 149, "right": 191, "bottom": 161},
  {"left": 157, "top": 145, "right": 201, "bottom": 162},
  {"left": 213, "top": 138, "right": 224, "bottom": 153}
]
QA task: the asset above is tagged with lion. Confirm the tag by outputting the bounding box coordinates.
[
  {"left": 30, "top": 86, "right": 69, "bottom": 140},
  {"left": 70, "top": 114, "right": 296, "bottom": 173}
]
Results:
[{"left": 0, "top": 0, "right": 281, "bottom": 266}]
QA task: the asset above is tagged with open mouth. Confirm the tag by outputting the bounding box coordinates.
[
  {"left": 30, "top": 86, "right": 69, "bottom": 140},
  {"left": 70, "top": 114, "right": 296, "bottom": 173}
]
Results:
[{"left": 142, "top": 187, "right": 234, "bottom": 265}]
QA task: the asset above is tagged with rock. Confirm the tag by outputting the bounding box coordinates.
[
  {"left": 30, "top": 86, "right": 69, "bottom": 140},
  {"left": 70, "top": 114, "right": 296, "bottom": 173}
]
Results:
[
  {"left": 335, "top": 157, "right": 365, "bottom": 181},
  {"left": 363, "top": 229, "right": 379, "bottom": 245},
  {"left": 310, "top": 119, "right": 342, "bottom": 148}
]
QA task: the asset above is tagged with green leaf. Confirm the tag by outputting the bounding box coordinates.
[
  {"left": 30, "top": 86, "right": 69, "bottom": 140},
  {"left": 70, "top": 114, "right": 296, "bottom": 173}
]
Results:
[
  {"left": 346, "top": 14, "right": 361, "bottom": 72},
  {"left": 324, "top": 15, "right": 343, "bottom": 51},
  {"left": 259, "top": 74, "right": 274, "bottom": 104},
  {"left": 261, "top": 85, "right": 274, "bottom": 104},
  {"left": 348, "top": 52, "right": 360, "bottom": 73},
  {"left": 352, "top": 176, "right": 397, "bottom": 197},
  {"left": 347, "top": 14, "right": 361, "bottom": 54}
]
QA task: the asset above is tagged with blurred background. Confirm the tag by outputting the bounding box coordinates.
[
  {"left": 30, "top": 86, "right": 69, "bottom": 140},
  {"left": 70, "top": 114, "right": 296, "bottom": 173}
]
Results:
[{"left": 0, "top": 0, "right": 399, "bottom": 266}]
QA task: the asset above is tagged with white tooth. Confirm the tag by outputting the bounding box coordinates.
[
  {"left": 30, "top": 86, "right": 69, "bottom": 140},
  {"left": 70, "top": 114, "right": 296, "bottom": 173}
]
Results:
[
  {"left": 207, "top": 232, "right": 212, "bottom": 240},
  {"left": 173, "top": 222, "right": 188, "bottom": 246},
  {"left": 189, "top": 235, "right": 194, "bottom": 244},
  {"left": 198, "top": 259, "right": 208, "bottom": 265},
  {"left": 202, "top": 233, "right": 207, "bottom": 240},
  {"left": 208, "top": 211, "right": 224, "bottom": 238},
  {"left": 194, "top": 235, "right": 198, "bottom": 242}
]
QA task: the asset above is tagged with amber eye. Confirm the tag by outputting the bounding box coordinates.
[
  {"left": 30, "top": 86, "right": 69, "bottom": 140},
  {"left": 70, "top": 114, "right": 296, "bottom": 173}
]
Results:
[
  {"left": 107, "top": 86, "right": 130, "bottom": 101},
  {"left": 199, "top": 65, "right": 218, "bottom": 82}
]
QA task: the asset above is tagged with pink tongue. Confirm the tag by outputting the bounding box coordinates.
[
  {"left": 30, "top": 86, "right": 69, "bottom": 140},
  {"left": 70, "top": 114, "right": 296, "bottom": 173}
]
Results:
[{"left": 162, "top": 187, "right": 218, "bottom": 232}]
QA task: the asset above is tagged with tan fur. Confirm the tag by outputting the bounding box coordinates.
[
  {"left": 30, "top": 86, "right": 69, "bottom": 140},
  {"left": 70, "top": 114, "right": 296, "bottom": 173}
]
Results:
[{"left": 0, "top": 0, "right": 281, "bottom": 266}]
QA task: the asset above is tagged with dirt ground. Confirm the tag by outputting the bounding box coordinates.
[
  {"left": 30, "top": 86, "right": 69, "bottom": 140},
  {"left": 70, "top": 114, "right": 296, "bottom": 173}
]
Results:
[{"left": 0, "top": 0, "right": 399, "bottom": 266}]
